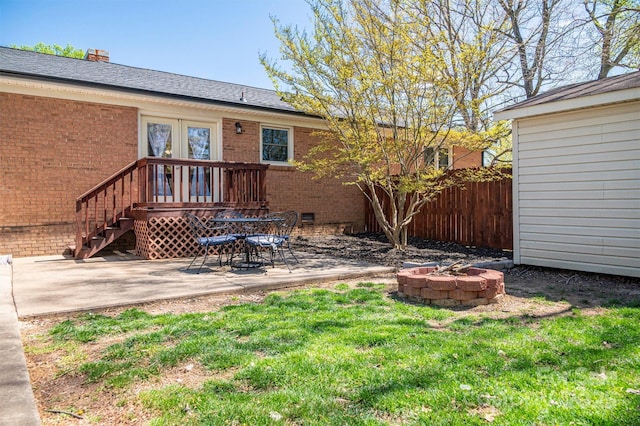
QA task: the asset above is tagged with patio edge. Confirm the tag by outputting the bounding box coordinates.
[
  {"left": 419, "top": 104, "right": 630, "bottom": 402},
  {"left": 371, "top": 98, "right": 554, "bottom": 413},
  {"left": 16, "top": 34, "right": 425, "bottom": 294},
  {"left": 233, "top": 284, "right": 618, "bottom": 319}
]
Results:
[
  {"left": 0, "top": 255, "right": 41, "bottom": 426},
  {"left": 16, "top": 266, "right": 396, "bottom": 319}
]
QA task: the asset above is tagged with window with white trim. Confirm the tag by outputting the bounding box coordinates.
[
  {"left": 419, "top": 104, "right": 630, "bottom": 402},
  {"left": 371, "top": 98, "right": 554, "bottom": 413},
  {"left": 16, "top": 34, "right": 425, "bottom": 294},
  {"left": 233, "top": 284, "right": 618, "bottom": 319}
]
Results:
[
  {"left": 424, "top": 146, "right": 450, "bottom": 170},
  {"left": 261, "top": 125, "right": 293, "bottom": 165}
]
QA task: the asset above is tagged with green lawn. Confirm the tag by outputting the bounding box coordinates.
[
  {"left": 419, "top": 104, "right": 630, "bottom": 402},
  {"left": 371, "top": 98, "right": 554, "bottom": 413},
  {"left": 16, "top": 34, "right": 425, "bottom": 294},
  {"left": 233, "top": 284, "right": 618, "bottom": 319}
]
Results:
[{"left": 35, "top": 282, "right": 640, "bottom": 425}]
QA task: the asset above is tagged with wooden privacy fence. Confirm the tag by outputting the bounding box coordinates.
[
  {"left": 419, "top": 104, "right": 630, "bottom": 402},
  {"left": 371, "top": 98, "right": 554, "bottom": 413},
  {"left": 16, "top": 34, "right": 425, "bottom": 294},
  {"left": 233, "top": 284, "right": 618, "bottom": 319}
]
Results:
[{"left": 364, "top": 173, "right": 513, "bottom": 250}]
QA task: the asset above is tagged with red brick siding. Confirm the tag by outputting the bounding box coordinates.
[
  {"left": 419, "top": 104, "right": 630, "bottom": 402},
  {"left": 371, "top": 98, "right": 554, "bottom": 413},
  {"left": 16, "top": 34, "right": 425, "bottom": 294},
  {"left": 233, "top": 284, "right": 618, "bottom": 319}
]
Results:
[
  {"left": 1, "top": 95, "right": 365, "bottom": 257},
  {"left": 0, "top": 93, "right": 138, "bottom": 256},
  {"left": 452, "top": 146, "right": 482, "bottom": 169},
  {"left": 221, "top": 119, "right": 260, "bottom": 162},
  {"left": 221, "top": 118, "right": 365, "bottom": 234}
]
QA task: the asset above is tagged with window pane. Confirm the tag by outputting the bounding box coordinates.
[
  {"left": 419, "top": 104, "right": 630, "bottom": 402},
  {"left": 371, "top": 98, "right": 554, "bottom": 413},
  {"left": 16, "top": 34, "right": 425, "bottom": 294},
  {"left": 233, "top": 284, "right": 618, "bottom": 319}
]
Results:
[
  {"left": 263, "top": 144, "right": 288, "bottom": 162},
  {"left": 187, "top": 127, "right": 211, "bottom": 197},
  {"left": 187, "top": 127, "right": 210, "bottom": 160},
  {"left": 424, "top": 147, "right": 435, "bottom": 165},
  {"left": 262, "top": 128, "right": 289, "bottom": 162},
  {"left": 146, "top": 123, "right": 173, "bottom": 196},
  {"left": 424, "top": 147, "right": 448, "bottom": 169},
  {"left": 439, "top": 150, "right": 449, "bottom": 169},
  {"left": 147, "top": 123, "right": 172, "bottom": 158}
]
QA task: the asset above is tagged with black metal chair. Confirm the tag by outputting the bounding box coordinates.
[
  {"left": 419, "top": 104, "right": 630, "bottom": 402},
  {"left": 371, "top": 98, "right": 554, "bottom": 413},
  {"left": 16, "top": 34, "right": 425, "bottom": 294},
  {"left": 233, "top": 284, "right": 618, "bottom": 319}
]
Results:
[
  {"left": 184, "top": 213, "right": 236, "bottom": 273},
  {"left": 214, "top": 209, "right": 245, "bottom": 237},
  {"left": 245, "top": 218, "right": 291, "bottom": 272},
  {"left": 266, "top": 211, "right": 298, "bottom": 262}
]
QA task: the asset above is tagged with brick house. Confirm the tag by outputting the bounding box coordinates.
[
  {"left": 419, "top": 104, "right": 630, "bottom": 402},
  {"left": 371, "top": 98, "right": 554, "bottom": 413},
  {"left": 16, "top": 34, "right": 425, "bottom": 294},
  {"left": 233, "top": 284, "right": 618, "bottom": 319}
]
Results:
[{"left": 0, "top": 47, "right": 481, "bottom": 259}]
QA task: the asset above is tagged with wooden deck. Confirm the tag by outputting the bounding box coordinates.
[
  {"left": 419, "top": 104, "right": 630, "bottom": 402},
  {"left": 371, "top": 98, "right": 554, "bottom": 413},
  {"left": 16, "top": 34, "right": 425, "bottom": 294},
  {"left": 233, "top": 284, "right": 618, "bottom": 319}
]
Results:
[{"left": 75, "top": 157, "right": 269, "bottom": 259}]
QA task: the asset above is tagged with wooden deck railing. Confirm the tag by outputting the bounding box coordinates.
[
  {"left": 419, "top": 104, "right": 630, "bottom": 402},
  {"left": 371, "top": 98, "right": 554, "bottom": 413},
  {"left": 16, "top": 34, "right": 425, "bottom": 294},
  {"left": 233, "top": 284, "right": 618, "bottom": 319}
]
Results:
[
  {"left": 135, "top": 157, "right": 269, "bottom": 207},
  {"left": 75, "top": 160, "right": 138, "bottom": 257},
  {"left": 75, "top": 157, "right": 269, "bottom": 257}
]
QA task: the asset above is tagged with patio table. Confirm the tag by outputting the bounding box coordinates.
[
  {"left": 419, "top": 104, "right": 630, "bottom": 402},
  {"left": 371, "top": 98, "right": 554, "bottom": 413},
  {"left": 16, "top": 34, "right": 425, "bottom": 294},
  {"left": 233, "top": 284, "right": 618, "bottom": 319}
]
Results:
[{"left": 209, "top": 216, "right": 283, "bottom": 269}]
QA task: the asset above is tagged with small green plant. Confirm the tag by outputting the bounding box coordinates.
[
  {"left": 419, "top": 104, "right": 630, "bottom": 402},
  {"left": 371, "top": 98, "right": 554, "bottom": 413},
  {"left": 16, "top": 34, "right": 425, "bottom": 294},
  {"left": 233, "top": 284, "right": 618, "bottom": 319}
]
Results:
[
  {"left": 355, "top": 281, "right": 386, "bottom": 290},
  {"left": 606, "top": 298, "right": 625, "bottom": 307},
  {"left": 625, "top": 299, "right": 640, "bottom": 308},
  {"left": 530, "top": 295, "right": 558, "bottom": 305}
]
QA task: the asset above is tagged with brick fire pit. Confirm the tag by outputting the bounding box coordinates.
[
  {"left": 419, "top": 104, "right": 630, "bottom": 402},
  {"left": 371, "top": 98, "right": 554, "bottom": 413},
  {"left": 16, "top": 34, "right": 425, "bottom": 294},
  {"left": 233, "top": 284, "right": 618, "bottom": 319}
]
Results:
[{"left": 396, "top": 266, "right": 505, "bottom": 306}]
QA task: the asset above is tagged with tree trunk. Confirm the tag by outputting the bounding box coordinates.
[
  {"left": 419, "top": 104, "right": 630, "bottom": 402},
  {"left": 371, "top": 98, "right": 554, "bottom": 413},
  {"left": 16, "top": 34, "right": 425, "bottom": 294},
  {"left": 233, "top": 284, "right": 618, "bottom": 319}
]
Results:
[{"left": 362, "top": 182, "right": 407, "bottom": 250}]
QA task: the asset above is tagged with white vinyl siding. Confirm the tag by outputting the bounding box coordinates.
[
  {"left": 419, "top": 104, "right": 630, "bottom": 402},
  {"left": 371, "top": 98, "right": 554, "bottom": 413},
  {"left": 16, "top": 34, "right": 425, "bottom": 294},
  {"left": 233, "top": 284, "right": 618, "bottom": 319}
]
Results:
[{"left": 513, "top": 101, "right": 640, "bottom": 278}]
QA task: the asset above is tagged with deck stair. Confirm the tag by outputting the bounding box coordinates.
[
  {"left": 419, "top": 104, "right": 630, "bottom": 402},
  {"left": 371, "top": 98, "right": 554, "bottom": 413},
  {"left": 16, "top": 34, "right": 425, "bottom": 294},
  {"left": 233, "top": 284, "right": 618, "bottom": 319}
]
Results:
[{"left": 75, "top": 217, "right": 134, "bottom": 259}]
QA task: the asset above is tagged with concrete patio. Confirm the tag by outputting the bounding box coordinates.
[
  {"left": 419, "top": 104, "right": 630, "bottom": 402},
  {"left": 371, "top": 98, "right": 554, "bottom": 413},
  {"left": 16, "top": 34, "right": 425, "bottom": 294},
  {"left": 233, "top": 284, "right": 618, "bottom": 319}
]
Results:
[
  {"left": 12, "top": 251, "right": 393, "bottom": 317},
  {"left": 1, "top": 251, "right": 394, "bottom": 425}
]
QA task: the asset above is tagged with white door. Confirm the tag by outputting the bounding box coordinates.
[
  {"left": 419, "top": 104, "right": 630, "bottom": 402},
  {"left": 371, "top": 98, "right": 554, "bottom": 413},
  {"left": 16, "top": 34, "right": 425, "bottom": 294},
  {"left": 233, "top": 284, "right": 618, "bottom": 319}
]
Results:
[
  {"left": 142, "top": 117, "right": 179, "bottom": 199},
  {"left": 183, "top": 121, "right": 219, "bottom": 202},
  {"left": 141, "top": 116, "right": 219, "bottom": 201}
]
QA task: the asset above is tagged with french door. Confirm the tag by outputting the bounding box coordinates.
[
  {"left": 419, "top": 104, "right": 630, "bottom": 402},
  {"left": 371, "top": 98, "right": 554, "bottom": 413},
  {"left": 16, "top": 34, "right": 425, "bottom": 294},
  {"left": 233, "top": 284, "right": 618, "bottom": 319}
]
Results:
[{"left": 141, "top": 116, "right": 220, "bottom": 201}]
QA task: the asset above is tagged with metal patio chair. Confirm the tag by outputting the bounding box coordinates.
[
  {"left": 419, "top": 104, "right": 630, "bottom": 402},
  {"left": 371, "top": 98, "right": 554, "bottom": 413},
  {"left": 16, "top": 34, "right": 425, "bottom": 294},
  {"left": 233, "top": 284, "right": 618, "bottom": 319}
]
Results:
[
  {"left": 184, "top": 213, "right": 236, "bottom": 273},
  {"left": 266, "top": 211, "right": 298, "bottom": 263},
  {"left": 214, "top": 209, "right": 244, "bottom": 219},
  {"left": 214, "top": 209, "right": 246, "bottom": 237},
  {"left": 245, "top": 219, "right": 291, "bottom": 272}
]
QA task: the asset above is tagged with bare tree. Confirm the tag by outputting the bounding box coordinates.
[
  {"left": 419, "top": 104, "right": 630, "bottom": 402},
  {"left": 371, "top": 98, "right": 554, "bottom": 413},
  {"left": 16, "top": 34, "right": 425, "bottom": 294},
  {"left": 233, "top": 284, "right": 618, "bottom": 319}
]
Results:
[
  {"left": 414, "top": 0, "right": 514, "bottom": 132},
  {"left": 583, "top": 0, "right": 640, "bottom": 78},
  {"left": 497, "top": 0, "right": 576, "bottom": 98},
  {"left": 410, "top": 0, "right": 516, "bottom": 168}
]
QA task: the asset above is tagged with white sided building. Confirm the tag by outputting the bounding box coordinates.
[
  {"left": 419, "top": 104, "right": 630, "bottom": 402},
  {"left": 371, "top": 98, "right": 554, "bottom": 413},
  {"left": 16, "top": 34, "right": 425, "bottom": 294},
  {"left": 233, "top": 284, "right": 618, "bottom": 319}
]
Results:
[{"left": 494, "top": 71, "right": 640, "bottom": 278}]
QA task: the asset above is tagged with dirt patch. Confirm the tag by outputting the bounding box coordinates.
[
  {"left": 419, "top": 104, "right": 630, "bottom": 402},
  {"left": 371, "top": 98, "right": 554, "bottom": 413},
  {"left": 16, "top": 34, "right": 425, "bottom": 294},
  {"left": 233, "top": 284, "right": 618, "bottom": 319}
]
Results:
[
  {"left": 294, "top": 232, "right": 512, "bottom": 268},
  {"left": 20, "top": 233, "right": 640, "bottom": 425},
  {"left": 295, "top": 233, "right": 640, "bottom": 308}
]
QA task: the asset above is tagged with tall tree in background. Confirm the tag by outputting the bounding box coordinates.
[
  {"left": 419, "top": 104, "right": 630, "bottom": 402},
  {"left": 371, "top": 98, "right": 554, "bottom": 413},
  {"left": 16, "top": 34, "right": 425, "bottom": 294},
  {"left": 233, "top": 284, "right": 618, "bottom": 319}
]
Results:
[
  {"left": 497, "top": 0, "right": 575, "bottom": 98},
  {"left": 414, "top": 0, "right": 514, "bottom": 166},
  {"left": 415, "top": 0, "right": 512, "bottom": 132},
  {"left": 583, "top": 0, "right": 640, "bottom": 78},
  {"left": 262, "top": 0, "right": 488, "bottom": 248},
  {"left": 12, "top": 42, "right": 84, "bottom": 58}
]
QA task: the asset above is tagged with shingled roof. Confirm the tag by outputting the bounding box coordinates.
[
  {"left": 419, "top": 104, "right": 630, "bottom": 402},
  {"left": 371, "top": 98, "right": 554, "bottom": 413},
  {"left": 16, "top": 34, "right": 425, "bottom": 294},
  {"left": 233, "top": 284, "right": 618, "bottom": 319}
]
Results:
[
  {"left": 0, "top": 46, "right": 303, "bottom": 116},
  {"left": 497, "top": 70, "right": 640, "bottom": 113}
]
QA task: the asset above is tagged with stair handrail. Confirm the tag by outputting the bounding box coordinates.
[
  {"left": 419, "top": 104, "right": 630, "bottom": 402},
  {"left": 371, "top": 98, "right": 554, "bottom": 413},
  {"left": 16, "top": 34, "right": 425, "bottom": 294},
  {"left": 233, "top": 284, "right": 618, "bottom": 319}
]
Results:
[
  {"left": 76, "top": 160, "right": 139, "bottom": 202},
  {"left": 75, "top": 160, "right": 139, "bottom": 257}
]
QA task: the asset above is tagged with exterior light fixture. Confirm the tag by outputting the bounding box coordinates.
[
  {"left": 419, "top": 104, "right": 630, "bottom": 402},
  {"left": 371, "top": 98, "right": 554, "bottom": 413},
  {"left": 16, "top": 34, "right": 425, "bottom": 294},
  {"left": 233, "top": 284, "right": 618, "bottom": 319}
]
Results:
[{"left": 235, "top": 122, "right": 243, "bottom": 134}]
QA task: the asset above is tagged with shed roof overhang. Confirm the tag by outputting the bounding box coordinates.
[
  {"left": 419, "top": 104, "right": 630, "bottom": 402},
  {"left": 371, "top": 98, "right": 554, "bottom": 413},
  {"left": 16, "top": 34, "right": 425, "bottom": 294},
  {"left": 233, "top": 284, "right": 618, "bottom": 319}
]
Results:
[
  {"left": 494, "top": 87, "right": 640, "bottom": 121},
  {"left": 494, "top": 71, "right": 640, "bottom": 121}
]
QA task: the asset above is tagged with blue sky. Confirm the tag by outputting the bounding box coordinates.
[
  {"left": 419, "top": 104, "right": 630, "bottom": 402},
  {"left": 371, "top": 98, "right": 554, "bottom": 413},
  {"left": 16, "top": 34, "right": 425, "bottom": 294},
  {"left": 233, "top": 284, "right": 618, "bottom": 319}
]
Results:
[{"left": 0, "top": 0, "right": 312, "bottom": 89}]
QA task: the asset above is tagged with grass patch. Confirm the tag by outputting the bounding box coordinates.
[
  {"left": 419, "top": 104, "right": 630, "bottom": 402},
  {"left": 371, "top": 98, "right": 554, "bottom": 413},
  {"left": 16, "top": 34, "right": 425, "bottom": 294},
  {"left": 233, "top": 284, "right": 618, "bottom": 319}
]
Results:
[{"left": 38, "top": 285, "right": 640, "bottom": 425}]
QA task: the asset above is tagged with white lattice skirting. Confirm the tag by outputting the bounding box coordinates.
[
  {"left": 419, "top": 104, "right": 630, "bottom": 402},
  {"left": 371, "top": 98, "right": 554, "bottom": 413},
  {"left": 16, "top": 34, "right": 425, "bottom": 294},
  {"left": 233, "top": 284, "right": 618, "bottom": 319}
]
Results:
[{"left": 134, "top": 217, "right": 241, "bottom": 260}]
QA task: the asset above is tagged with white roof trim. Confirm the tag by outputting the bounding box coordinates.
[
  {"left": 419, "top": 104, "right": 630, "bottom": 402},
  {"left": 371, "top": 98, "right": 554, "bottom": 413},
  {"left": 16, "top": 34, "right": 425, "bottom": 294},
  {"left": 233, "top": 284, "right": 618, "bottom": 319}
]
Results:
[
  {"left": 0, "top": 75, "right": 328, "bottom": 130},
  {"left": 494, "top": 87, "right": 640, "bottom": 120}
]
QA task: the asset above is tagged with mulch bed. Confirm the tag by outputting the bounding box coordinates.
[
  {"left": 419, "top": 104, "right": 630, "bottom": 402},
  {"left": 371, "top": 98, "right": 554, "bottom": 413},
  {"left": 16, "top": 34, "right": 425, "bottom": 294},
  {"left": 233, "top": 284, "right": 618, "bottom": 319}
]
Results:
[{"left": 293, "top": 232, "right": 512, "bottom": 269}]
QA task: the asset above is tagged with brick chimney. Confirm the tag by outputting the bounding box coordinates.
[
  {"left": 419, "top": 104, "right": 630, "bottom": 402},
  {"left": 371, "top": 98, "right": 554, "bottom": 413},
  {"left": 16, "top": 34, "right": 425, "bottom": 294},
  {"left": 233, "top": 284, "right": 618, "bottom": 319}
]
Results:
[{"left": 84, "top": 48, "right": 110, "bottom": 62}]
